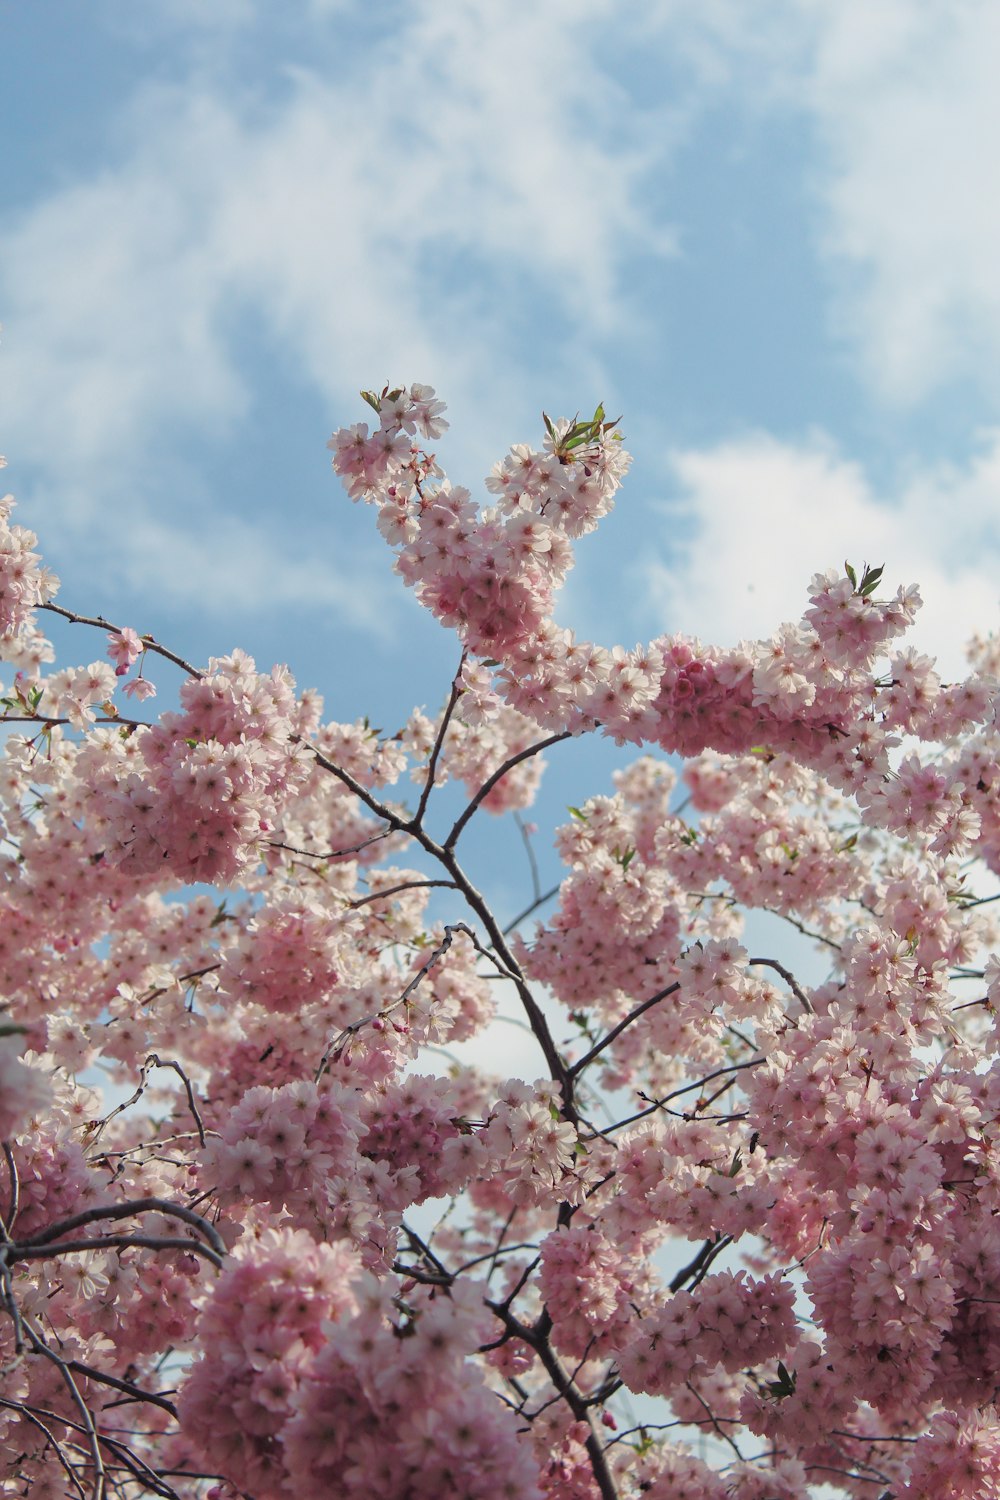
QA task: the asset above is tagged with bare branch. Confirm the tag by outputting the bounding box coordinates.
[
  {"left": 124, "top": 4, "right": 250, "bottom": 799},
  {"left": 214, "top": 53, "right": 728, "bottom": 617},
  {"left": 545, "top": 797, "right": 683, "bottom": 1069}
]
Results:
[
  {"left": 349, "top": 877, "right": 458, "bottom": 910},
  {"left": 444, "top": 730, "right": 572, "bottom": 851},
  {"left": 569, "top": 982, "right": 681, "bottom": 1079},
  {"left": 17, "top": 1196, "right": 226, "bottom": 1258},
  {"left": 41, "top": 601, "right": 202, "bottom": 678},
  {"left": 8, "top": 1233, "right": 224, "bottom": 1269},
  {"left": 0, "top": 1395, "right": 88, "bottom": 1499},
  {"left": 64, "top": 1361, "right": 178, "bottom": 1418},
  {"left": 514, "top": 810, "right": 542, "bottom": 905},
  {"left": 23, "top": 1315, "right": 108, "bottom": 1500},
  {"left": 748, "top": 956, "right": 814, "bottom": 1014},
  {"left": 2, "top": 1142, "right": 18, "bottom": 1234},
  {"left": 503, "top": 881, "right": 560, "bottom": 937},
  {"left": 412, "top": 655, "right": 466, "bottom": 827}
]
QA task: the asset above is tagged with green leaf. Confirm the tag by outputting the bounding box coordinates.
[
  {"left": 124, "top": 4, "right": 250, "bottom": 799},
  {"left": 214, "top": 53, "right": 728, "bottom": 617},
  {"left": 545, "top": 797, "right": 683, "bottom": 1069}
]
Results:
[
  {"left": 766, "top": 1362, "right": 797, "bottom": 1399},
  {"left": 844, "top": 561, "right": 857, "bottom": 589},
  {"left": 568, "top": 806, "right": 588, "bottom": 822},
  {"left": 360, "top": 389, "right": 382, "bottom": 414}
]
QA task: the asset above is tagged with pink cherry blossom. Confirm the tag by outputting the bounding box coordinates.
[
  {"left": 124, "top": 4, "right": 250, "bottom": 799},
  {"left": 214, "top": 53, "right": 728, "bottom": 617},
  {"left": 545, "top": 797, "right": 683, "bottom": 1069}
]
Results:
[{"left": 0, "top": 387, "right": 997, "bottom": 1498}]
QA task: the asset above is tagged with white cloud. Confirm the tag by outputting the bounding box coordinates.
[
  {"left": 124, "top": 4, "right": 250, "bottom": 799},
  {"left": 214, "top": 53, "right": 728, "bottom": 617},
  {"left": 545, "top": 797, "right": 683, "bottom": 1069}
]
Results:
[
  {"left": 643, "top": 428, "right": 1000, "bottom": 679},
  {"left": 713, "top": 0, "right": 1000, "bottom": 408},
  {"left": 794, "top": 0, "right": 1000, "bottom": 405},
  {"left": 0, "top": 0, "right": 675, "bottom": 621},
  {"left": 9, "top": 0, "right": 999, "bottom": 655},
  {"left": 632, "top": 0, "right": 1000, "bottom": 408},
  {"left": 116, "top": 506, "right": 396, "bottom": 634}
]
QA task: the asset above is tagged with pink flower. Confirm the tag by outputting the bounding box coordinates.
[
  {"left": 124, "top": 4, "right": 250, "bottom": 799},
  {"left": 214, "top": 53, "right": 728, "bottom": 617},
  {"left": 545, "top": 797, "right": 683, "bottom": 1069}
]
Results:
[{"left": 106, "top": 625, "right": 144, "bottom": 675}]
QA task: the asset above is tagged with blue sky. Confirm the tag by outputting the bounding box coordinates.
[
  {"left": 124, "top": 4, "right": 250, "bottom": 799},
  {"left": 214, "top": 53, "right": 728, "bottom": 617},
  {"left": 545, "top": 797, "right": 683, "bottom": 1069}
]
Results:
[{"left": 4, "top": 0, "right": 1000, "bottom": 897}]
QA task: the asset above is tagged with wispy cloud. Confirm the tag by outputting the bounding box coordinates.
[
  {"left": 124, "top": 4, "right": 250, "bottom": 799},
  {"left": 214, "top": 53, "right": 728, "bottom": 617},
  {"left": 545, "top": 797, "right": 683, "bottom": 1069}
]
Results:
[
  {"left": 8, "top": 0, "right": 999, "bottom": 661},
  {"left": 0, "top": 0, "right": 675, "bottom": 623},
  {"left": 650, "top": 0, "right": 1000, "bottom": 408},
  {"left": 643, "top": 428, "right": 1000, "bottom": 678},
  {"left": 791, "top": 0, "right": 1000, "bottom": 406}
]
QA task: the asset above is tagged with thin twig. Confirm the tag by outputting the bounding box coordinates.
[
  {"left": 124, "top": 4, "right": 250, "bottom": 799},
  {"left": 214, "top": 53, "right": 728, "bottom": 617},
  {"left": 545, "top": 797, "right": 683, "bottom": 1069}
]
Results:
[
  {"left": 412, "top": 656, "right": 466, "bottom": 827},
  {"left": 20, "top": 1195, "right": 226, "bottom": 1258},
  {"left": 349, "top": 877, "right": 458, "bottom": 910},
  {"left": 602, "top": 1057, "right": 762, "bottom": 1136},
  {"left": 41, "top": 602, "right": 201, "bottom": 678},
  {"left": 0, "top": 1395, "right": 87, "bottom": 1498},
  {"left": 514, "top": 811, "right": 542, "bottom": 905},
  {"left": 569, "top": 982, "right": 681, "bottom": 1079},
  {"left": 748, "top": 956, "right": 813, "bottom": 1014},
  {"left": 8, "top": 1233, "right": 224, "bottom": 1269},
  {"left": 502, "top": 882, "right": 560, "bottom": 937},
  {"left": 2, "top": 1142, "right": 18, "bottom": 1232},
  {"left": 444, "top": 731, "right": 573, "bottom": 850},
  {"left": 307, "top": 733, "right": 574, "bottom": 1112},
  {"left": 23, "top": 1315, "right": 107, "bottom": 1500}
]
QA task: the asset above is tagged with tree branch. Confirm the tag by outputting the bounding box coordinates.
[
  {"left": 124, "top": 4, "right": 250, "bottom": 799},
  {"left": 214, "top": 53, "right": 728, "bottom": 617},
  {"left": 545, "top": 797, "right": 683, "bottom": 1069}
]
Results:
[
  {"left": 444, "top": 730, "right": 573, "bottom": 850},
  {"left": 41, "top": 601, "right": 201, "bottom": 678}
]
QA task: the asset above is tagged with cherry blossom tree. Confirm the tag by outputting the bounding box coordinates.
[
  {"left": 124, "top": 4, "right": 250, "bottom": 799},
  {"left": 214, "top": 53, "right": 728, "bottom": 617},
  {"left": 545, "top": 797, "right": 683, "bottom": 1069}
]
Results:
[{"left": 0, "top": 384, "right": 999, "bottom": 1498}]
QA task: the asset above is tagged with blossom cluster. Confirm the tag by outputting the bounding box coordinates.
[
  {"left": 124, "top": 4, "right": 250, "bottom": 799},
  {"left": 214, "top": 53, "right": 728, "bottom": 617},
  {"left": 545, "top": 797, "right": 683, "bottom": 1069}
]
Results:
[
  {"left": 0, "top": 479, "right": 58, "bottom": 642},
  {"left": 0, "top": 389, "right": 998, "bottom": 1498}
]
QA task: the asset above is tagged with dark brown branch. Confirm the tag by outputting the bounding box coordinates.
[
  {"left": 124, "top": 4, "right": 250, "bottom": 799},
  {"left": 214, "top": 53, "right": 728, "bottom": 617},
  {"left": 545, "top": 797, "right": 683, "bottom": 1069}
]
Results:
[
  {"left": 412, "top": 656, "right": 466, "bottom": 827},
  {"left": 569, "top": 982, "right": 681, "bottom": 1079},
  {"left": 349, "top": 877, "right": 458, "bottom": 910},
  {"left": 603, "top": 1057, "right": 762, "bottom": 1136},
  {"left": 748, "top": 956, "right": 813, "bottom": 1014},
  {"left": 17, "top": 1196, "right": 226, "bottom": 1257},
  {"left": 488, "top": 1302, "right": 621, "bottom": 1500},
  {"left": 503, "top": 882, "right": 560, "bottom": 937},
  {"left": 41, "top": 601, "right": 201, "bottom": 678},
  {"left": 444, "top": 731, "right": 573, "bottom": 851},
  {"left": 22, "top": 1315, "right": 107, "bottom": 1500},
  {"left": 8, "top": 1233, "right": 224, "bottom": 1269},
  {"left": 0, "top": 1396, "right": 87, "bottom": 1498},
  {"left": 65, "top": 1361, "right": 178, "bottom": 1419},
  {"left": 669, "top": 1233, "right": 731, "bottom": 1294},
  {"left": 306, "top": 732, "right": 574, "bottom": 1113},
  {"left": 302, "top": 742, "right": 413, "bottom": 833},
  {"left": 2, "top": 1142, "right": 18, "bottom": 1233},
  {"left": 269, "top": 827, "right": 395, "bottom": 861}
]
